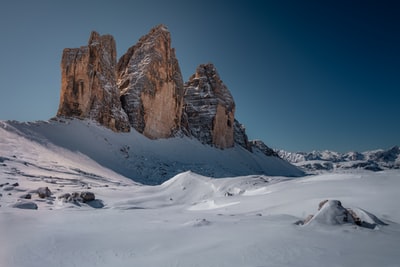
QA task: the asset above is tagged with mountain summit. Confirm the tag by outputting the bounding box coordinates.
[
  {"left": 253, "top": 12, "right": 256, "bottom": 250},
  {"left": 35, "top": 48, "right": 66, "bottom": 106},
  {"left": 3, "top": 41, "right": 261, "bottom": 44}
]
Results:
[
  {"left": 57, "top": 25, "right": 252, "bottom": 150},
  {"left": 57, "top": 31, "right": 130, "bottom": 132},
  {"left": 117, "top": 24, "right": 185, "bottom": 139}
]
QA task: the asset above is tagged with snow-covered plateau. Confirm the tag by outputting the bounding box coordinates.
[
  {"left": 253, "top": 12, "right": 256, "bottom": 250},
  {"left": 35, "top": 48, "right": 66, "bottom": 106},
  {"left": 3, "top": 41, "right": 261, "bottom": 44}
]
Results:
[{"left": 1, "top": 119, "right": 399, "bottom": 267}]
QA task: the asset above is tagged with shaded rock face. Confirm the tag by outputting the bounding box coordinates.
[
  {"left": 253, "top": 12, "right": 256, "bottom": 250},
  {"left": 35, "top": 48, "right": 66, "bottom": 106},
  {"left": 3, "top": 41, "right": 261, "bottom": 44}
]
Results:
[
  {"left": 117, "top": 25, "right": 184, "bottom": 139},
  {"left": 182, "top": 63, "right": 235, "bottom": 149},
  {"left": 57, "top": 31, "right": 130, "bottom": 132},
  {"left": 250, "top": 140, "right": 280, "bottom": 157},
  {"left": 234, "top": 119, "right": 252, "bottom": 151}
]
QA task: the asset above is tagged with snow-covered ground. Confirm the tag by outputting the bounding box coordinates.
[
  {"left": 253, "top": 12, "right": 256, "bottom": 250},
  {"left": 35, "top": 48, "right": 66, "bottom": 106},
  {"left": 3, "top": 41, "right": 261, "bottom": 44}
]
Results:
[{"left": 1, "top": 120, "right": 400, "bottom": 267}]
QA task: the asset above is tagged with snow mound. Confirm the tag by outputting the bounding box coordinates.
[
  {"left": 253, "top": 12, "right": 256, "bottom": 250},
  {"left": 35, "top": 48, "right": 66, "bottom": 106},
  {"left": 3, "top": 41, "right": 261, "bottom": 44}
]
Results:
[
  {"left": 300, "top": 200, "right": 388, "bottom": 229},
  {"left": 306, "top": 200, "right": 354, "bottom": 225}
]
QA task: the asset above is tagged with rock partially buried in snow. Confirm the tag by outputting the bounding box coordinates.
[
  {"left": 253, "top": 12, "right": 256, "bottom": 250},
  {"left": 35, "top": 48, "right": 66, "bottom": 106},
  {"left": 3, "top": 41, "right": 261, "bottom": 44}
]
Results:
[
  {"left": 80, "top": 191, "right": 95, "bottom": 203},
  {"left": 37, "top": 187, "right": 52, "bottom": 198},
  {"left": 310, "top": 200, "right": 354, "bottom": 225},
  {"left": 297, "top": 200, "right": 388, "bottom": 229},
  {"left": 12, "top": 200, "right": 38, "bottom": 210},
  {"left": 58, "top": 191, "right": 103, "bottom": 208}
]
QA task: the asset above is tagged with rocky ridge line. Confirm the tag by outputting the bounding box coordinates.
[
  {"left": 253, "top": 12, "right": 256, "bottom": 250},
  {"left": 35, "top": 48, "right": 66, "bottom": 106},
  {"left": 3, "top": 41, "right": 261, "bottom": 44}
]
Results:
[{"left": 57, "top": 25, "right": 273, "bottom": 152}]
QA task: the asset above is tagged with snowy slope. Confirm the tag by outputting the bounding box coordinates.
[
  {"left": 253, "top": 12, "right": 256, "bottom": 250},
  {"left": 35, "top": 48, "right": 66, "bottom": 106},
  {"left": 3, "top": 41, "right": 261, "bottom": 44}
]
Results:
[
  {"left": 1, "top": 119, "right": 400, "bottom": 266},
  {"left": 3, "top": 119, "right": 303, "bottom": 184},
  {"left": 1, "top": 160, "right": 399, "bottom": 266}
]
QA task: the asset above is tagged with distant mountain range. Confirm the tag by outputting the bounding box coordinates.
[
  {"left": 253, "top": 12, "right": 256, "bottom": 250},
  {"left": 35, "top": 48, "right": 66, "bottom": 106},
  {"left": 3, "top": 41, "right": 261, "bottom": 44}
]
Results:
[{"left": 277, "top": 146, "right": 400, "bottom": 173}]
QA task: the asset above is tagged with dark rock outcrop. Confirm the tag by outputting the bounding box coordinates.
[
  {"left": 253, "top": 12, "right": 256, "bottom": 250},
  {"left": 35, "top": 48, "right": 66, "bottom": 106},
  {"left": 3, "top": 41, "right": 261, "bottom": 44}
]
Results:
[
  {"left": 57, "top": 31, "right": 130, "bottom": 132},
  {"left": 234, "top": 120, "right": 252, "bottom": 151},
  {"left": 117, "top": 25, "right": 184, "bottom": 139},
  {"left": 250, "top": 140, "right": 280, "bottom": 157},
  {"left": 12, "top": 200, "right": 38, "bottom": 210},
  {"left": 36, "top": 187, "right": 52, "bottom": 198}
]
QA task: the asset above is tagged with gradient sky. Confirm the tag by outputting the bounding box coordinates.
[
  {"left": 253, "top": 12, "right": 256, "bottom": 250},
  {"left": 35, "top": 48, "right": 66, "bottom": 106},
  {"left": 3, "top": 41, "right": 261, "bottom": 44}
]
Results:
[{"left": 0, "top": 0, "right": 399, "bottom": 152}]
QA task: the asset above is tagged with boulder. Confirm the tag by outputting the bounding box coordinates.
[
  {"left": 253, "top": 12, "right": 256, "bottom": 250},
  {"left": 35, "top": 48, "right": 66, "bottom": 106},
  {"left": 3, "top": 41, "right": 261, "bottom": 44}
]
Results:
[
  {"left": 80, "top": 191, "right": 95, "bottom": 202},
  {"left": 12, "top": 200, "right": 38, "bottom": 210},
  {"left": 37, "top": 187, "right": 52, "bottom": 198}
]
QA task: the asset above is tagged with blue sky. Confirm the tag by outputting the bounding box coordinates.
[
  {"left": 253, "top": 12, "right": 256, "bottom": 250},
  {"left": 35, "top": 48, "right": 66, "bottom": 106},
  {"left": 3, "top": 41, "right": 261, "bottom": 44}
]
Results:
[{"left": 0, "top": 0, "right": 399, "bottom": 152}]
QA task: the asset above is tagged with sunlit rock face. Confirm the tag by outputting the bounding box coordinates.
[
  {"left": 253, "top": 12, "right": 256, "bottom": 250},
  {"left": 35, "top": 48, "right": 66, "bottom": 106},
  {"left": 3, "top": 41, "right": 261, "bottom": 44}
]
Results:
[
  {"left": 182, "top": 63, "right": 235, "bottom": 149},
  {"left": 57, "top": 25, "right": 257, "bottom": 152},
  {"left": 57, "top": 31, "right": 130, "bottom": 132},
  {"left": 117, "top": 25, "right": 184, "bottom": 139}
]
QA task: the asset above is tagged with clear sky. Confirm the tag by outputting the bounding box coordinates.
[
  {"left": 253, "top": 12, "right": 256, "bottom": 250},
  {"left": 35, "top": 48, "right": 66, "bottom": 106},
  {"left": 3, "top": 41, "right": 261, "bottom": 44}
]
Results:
[{"left": 0, "top": 0, "right": 399, "bottom": 152}]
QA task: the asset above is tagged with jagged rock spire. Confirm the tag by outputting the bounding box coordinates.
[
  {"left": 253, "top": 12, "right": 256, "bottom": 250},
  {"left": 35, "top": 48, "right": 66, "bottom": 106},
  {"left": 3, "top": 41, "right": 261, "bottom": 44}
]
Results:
[
  {"left": 56, "top": 26, "right": 253, "bottom": 151},
  {"left": 57, "top": 31, "right": 130, "bottom": 132},
  {"left": 117, "top": 24, "right": 185, "bottom": 139},
  {"left": 182, "top": 63, "right": 235, "bottom": 149}
]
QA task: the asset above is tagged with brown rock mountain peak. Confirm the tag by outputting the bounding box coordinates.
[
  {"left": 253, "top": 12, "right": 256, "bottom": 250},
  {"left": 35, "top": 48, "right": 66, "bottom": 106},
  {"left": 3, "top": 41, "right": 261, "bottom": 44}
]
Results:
[
  {"left": 117, "top": 24, "right": 185, "bottom": 139},
  {"left": 182, "top": 63, "right": 235, "bottom": 149},
  {"left": 57, "top": 31, "right": 130, "bottom": 132},
  {"left": 56, "top": 25, "right": 253, "bottom": 151}
]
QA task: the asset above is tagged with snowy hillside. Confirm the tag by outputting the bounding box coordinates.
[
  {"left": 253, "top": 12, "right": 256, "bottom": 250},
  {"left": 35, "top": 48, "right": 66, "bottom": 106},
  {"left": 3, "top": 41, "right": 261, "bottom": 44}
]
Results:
[
  {"left": 278, "top": 147, "right": 400, "bottom": 173},
  {"left": 1, "top": 119, "right": 400, "bottom": 266},
  {"left": 1, "top": 151, "right": 399, "bottom": 266},
  {"left": 2, "top": 119, "right": 303, "bottom": 185}
]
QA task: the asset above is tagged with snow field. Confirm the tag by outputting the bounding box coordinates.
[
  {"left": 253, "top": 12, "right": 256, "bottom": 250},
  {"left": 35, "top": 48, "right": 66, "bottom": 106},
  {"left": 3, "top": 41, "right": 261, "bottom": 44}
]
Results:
[{"left": 1, "top": 119, "right": 400, "bottom": 266}]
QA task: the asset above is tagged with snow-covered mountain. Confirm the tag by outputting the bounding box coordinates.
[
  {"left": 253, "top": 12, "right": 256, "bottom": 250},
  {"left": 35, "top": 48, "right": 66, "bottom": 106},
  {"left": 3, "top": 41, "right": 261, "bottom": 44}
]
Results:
[
  {"left": 1, "top": 119, "right": 303, "bottom": 185},
  {"left": 277, "top": 146, "right": 400, "bottom": 173}
]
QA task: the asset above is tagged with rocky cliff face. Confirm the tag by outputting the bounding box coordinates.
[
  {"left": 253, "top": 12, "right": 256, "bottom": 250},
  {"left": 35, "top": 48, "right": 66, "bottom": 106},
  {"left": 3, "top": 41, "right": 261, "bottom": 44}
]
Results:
[
  {"left": 182, "top": 63, "right": 235, "bottom": 149},
  {"left": 57, "top": 31, "right": 130, "bottom": 132},
  {"left": 234, "top": 120, "right": 252, "bottom": 151},
  {"left": 250, "top": 140, "right": 280, "bottom": 157},
  {"left": 117, "top": 25, "right": 184, "bottom": 139},
  {"left": 56, "top": 25, "right": 272, "bottom": 154}
]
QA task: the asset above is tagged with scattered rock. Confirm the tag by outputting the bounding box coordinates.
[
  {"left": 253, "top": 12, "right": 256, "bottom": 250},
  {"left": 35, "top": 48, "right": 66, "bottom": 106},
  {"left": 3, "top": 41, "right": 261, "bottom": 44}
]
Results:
[
  {"left": 37, "top": 187, "right": 52, "bottom": 198},
  {"left": 3, "top": 186, "right": 14, "bottom": 191},
  {"left": 0, "top": 182, "right": 9, "bottom": 187},
  {"left": 12, "top": 200, "right": 38, "bottom": 210},
  {"left": 80, "top": 191, "right": 95, "bottom": 203},
  {"left": 20, "top": 193, "right": 32, "bottom": 199},
  {"left": 58, "top": 191, "right": 101, "bottom": 208},
  {"left": 58, "top": 193, "right": 71, "bottom": 201}
]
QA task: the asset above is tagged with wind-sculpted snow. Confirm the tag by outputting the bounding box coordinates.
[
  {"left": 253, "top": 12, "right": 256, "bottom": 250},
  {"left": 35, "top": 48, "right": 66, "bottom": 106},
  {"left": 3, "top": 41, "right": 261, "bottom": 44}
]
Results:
[
  {"left": 2, "top": 119, "right": 400, "bottom": 266},
  {"left": 1, "top": 152, "right": 400, "bottom": 267}
]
